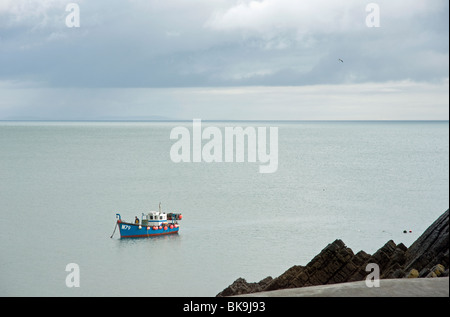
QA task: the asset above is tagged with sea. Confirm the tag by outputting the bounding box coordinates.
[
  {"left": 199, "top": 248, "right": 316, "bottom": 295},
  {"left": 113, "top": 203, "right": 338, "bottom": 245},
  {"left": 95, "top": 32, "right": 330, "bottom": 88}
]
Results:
[{"left": 0, "top": 120, "right": 448, "bottom": 297}]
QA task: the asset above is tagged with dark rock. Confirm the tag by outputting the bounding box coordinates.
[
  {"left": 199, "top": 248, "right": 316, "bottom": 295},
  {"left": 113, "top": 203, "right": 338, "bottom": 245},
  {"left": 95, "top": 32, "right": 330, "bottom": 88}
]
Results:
[
  {"left": 216, "top": 276, "right": 273, "bottom": 297},
  {"left": 403, "top": 209, "right": 449, "bottom": 274},
  {"left": 216, "top": 209, "right": 449, "bottom": 297},
  {"left": 263, "top": 265, "right": 304, "bottom": 291}
]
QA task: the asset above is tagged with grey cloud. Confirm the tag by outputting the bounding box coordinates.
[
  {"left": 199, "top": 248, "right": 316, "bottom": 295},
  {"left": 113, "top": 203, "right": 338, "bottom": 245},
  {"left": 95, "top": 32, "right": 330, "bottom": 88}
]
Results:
[{"left": 0, "top": 0, "right": 448, "bottom": 88}]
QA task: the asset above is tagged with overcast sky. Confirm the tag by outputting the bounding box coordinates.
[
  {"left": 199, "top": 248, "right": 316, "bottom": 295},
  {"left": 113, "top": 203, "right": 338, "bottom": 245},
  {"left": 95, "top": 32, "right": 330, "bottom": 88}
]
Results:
[{"left": 0, "top": 0, "right": 448, "bottom": 120}]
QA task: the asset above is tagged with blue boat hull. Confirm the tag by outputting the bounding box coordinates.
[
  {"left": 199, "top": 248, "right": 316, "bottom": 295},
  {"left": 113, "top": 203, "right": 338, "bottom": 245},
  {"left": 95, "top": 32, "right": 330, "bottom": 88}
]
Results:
[{"left": 117, "top": 221, "right": 179, "bottom": 238}]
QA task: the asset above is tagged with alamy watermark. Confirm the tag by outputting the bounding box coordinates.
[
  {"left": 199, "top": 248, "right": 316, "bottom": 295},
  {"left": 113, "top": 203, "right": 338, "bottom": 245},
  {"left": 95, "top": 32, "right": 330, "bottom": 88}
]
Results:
[
  {"left": 365, "top": 263, "right": 380, "bottom": 287},
  {"left": 366, "top": 3, "right": 380, "bottom": 28},
  {"left": 170, "top": 119, "right": 278, "bottom": 174},
  {"left": 64, "top": 3, "right": 378, "bottom": 29},
  {"left": 65, "top": 263, "right": 80, "bottom": 288},
  {"left": 65, "top": 3, "right": 80, "bottom": 28}
]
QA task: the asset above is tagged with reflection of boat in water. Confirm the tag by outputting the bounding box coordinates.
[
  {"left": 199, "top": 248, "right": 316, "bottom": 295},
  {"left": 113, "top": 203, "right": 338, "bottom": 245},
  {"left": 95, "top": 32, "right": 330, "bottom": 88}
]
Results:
[{"left": 112, "top": 204, "right": 182, "bottom": 239}]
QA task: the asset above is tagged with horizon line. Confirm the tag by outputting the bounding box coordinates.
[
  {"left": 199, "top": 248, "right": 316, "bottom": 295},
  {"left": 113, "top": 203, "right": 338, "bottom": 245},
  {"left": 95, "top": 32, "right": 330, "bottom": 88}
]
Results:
[{"left": 0, "top": 119, "right": 448, "bottom": 123}]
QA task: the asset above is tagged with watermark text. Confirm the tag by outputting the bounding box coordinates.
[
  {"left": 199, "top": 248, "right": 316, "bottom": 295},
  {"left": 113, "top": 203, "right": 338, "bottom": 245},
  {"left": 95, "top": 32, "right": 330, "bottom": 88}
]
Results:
[
  {"left": 65, "top": 3, "right": 80, "bottom": 28},
  {"left": 366, "top": 3, "right": 380, "bottom": 28},
  {"left": 365, "top": 263, "right": 380, "bottom": 287},
  {"left": 170, "top": 119, "right": 278, "bottom": 174},
  {"left": 65, "top": 263, "right": 80, "bottom": 288}
]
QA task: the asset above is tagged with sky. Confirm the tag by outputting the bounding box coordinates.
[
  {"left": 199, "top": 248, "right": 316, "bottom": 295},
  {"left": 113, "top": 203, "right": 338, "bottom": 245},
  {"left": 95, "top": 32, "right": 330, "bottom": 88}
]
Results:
[{"left": 0, "top": 0, "right": 448, "bottom": 120}]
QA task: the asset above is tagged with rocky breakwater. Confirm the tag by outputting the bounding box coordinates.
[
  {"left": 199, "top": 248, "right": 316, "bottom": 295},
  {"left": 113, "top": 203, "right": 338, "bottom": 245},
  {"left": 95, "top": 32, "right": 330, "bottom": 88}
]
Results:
[{"left": 217, "top": 209, "right": 449, "bottom": 297}]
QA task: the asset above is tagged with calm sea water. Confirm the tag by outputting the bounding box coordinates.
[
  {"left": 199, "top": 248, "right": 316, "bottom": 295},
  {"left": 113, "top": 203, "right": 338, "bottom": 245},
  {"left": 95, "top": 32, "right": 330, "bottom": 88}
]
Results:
[{"left": 0, "top": 121, "right": 448, "bottom": 296}]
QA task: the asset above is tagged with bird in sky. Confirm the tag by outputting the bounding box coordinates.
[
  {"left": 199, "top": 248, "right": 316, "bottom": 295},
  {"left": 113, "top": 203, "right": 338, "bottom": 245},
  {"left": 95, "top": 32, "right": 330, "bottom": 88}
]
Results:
[{"left": 338, "top": 58, "right": 344, "bottom": 63}]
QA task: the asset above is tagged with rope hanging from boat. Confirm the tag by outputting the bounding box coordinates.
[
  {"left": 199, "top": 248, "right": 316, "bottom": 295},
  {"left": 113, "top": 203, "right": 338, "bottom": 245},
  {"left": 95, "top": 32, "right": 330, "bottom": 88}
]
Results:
[{"left": 110, "top": 223, "right": 118, "bottom": 238}]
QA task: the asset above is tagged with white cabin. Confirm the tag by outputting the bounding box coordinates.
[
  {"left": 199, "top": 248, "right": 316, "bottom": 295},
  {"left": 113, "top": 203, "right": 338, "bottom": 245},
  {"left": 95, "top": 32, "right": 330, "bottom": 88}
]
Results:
[{"left": 141, "top": 211, "right": 167, "bottom": 227}]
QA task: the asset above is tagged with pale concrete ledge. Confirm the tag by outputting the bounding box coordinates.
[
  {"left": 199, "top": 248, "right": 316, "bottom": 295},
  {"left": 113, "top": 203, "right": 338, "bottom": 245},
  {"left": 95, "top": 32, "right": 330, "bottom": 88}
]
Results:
[{"left": 235, "top": 277, "right": 449, "bottom": 297}]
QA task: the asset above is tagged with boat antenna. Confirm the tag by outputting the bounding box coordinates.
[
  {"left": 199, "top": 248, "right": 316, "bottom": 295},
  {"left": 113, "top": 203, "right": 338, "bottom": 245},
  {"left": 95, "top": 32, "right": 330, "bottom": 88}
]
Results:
[{"left": 159, "top": 202, "right": 161, "bottom": 212}]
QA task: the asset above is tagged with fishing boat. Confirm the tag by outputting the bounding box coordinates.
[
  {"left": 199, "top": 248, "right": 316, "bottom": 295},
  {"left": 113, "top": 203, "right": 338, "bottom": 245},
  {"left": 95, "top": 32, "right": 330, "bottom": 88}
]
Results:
[{"left": 112, "top": 204, "right": 182, "bottom": 239}]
